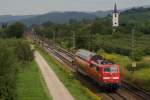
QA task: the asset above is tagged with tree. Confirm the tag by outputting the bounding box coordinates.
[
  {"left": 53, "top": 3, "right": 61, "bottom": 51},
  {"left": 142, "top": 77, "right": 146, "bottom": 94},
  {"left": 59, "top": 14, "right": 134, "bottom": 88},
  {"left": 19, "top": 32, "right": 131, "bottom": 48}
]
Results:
[
  {"left": 15, "top": 41, "right": 34, "bottom": 63},
  {"left": 0, "top": 39, "right": 34, "bottom": 100},
  {"left": 0, "top": 40, "right": 18, "bottom": 100},
  {"left": 6, "top": 22, "right": 26, "bottom": 38}
]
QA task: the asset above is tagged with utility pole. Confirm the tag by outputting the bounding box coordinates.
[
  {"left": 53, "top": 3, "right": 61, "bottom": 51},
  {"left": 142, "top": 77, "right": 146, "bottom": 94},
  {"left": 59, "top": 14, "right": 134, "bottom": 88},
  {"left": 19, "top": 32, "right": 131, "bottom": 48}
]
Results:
[
  {"left": 53, "top": 27, "right": 58, "bottom": 49},
  {"left": 72, "top": 31, "right": 76, "bottom": 53},
  {"left": 89, "top": 32, "right": 92, "bottom": 51},
  {"left": 131, "top": 28, "right": 136, "bottom": 73},
  {"left": 89, "top": 31, "right": 93, "bottom": 52},
  {"left": 53, "top": 30, "right": 56, "bottom": 49},
  {"left": 41, "top": 34, "right": 45, "bottom": 47},
  {"left": 32, "top": 28, "right": 38, "bottom": 42}
]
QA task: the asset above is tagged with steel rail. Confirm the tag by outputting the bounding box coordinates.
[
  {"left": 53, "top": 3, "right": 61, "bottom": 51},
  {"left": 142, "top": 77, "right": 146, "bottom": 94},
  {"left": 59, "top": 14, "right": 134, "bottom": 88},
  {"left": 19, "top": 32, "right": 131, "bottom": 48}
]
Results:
[
  {"left": 43, "top": 43, "right": 129, "bottom": 100},
  {"left": 48, "top": 43, "right": 150, "bottom": 100}
]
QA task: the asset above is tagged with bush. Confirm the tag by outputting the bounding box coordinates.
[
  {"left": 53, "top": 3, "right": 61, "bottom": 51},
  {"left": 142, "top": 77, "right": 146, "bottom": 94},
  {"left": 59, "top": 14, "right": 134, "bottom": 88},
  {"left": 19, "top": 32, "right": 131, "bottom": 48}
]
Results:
[
  {"left": 136, "top": 61, "right": 150, "bottom": 70},
  {"left": 134, "top": 50, "right": 145, "bottom": 61},
  {"left": 15, "top": 41, "right": 34, "bottom": 63},
  {"left": 6, "top": 22, "right": 25, "bottom": 38},
  {"left": 0, "top": 39, "right": 34, "bottom": 100}
]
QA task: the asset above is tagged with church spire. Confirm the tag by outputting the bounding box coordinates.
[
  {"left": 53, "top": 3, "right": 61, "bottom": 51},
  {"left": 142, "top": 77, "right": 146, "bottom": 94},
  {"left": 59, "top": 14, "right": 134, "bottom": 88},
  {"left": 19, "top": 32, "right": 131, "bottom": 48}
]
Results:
[
  {"left": 114, "top": 3, "right": 118, "bottom": 13},
  {"left": 112, "top": 3, "right": 119, "bottom": 28}
]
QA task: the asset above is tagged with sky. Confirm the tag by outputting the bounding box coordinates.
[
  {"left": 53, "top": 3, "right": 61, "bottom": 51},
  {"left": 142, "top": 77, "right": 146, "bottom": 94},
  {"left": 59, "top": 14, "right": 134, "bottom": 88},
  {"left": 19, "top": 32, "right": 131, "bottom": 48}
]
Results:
[{"left": 0, "top": 0, "right": 150, "bottom": 15}]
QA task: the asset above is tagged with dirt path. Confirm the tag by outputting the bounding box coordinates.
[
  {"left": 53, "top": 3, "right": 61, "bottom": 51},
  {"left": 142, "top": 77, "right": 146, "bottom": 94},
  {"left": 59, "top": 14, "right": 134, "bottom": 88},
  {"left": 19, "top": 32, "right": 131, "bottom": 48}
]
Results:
[{"left": 34, "top": 51, "right": 74, "bottom": 100}]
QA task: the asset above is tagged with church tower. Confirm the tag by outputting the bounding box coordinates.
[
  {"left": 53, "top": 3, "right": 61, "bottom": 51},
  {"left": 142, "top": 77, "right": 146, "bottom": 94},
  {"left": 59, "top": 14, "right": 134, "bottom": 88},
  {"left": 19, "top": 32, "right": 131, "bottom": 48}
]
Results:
[{"left": 112, "top": 3, "right": 119, "bottom": 27}]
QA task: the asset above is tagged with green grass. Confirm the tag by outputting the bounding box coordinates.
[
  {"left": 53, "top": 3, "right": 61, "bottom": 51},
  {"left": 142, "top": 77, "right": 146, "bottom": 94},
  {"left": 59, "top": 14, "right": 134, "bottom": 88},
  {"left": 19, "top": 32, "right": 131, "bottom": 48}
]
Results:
[
  {"left": 36, "top": 46, "right": 99, "bottom": 100},
  {"left": 132, "top": 67, "right": 150, "bottom": 90},
  {"left": 132, "top": 60, "right": 150, "bottom": 91},
  {"left": 16, "top": 60, "right": 51, "bottom": 100}
]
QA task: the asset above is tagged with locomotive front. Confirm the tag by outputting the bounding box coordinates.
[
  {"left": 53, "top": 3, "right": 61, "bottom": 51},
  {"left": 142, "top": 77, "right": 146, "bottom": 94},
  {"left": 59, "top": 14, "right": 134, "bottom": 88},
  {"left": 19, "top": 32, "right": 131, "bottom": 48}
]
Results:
[
  {"left": 101, "top": 64, "right": 120, "bottom": 89},
  {"left": 91, "top": 55, "right": 121, "bottom": 90}
]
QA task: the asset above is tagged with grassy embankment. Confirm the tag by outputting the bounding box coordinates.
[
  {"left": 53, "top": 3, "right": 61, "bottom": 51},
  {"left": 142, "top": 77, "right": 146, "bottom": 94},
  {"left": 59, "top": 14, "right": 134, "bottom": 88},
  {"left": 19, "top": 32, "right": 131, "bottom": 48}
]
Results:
[
  {"left": 16, "top": 60, "right": 52, "bottom": 100},
  {"left": 98, "top": 50, "right": 150, "bottom": 91},
  {"left": 36, "top": 46, "right": 100, "bottom": 100}
]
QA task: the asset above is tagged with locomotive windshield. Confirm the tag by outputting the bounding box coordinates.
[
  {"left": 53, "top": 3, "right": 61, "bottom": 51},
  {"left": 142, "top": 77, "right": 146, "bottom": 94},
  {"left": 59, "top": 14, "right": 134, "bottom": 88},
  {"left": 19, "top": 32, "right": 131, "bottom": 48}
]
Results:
[
  {"left": 104, "top": 68, "right": 111, "bottom": 72},
  {"left": 104, "top": 67, "right": 118, "bottom": 73}
]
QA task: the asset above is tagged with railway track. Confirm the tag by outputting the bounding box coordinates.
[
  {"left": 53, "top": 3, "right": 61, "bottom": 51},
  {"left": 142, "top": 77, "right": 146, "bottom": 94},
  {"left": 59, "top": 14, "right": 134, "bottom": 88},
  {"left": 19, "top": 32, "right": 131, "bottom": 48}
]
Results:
[
  {"left": 122, "top": 81, "right": 150, "bottom": 100},
  {"left": 41, "top": 42, "right": 150, "bottom": 100},
  {"left": 53, "top": 45, "right": 150, "bottom": 99},
  {"left": 107, "top": 92, "right": 127, "bottom": 100}
]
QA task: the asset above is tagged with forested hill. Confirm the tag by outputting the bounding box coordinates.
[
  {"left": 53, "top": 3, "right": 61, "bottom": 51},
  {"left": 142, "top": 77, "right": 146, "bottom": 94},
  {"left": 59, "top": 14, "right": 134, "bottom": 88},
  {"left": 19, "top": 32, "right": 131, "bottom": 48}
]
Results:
[
  {"left": 20, "top": 12, "right": 98, "bottom": 25},
  {"left": 120, "top": 7, "right": 150, "bottom": 23},
  {"left": 14, "top": 7, "right": 150, "bottom": 25},
  {"left": 0, "top": 15, "right": 35, "bottom": 23},
  {"left": 0, "top": 7, "right": 150, "bottom": 26},
  {"left": 0, "top": 11, "right": 111, "bottom": 25}
]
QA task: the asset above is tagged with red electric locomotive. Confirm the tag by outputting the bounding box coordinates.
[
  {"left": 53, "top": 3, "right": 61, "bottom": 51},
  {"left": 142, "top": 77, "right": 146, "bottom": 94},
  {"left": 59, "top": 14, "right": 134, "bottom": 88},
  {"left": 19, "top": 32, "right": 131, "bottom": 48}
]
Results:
[{"left": 74, "top": 49, "right": 120, "bottom": 90}]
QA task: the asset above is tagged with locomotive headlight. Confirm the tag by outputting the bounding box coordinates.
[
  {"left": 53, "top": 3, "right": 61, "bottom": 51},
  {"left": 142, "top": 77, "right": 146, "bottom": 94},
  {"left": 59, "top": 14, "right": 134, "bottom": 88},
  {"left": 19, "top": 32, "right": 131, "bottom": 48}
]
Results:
[
  {"left": 103, "top": 77, "right": 110, "bottom": 80},
  {"left": 112, "top": 77, "right": 119, "bottom": 79}
]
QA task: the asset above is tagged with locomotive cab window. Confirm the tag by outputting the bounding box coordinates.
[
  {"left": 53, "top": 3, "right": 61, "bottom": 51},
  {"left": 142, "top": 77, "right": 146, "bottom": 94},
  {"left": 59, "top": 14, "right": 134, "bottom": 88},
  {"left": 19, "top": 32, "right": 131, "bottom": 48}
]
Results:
[
  {"left": 111, "top": 67, "right": 118, "bottom": 73},
  {"left": 104, "top": 67, "right": 118, "bottom": 73},
  {"left": 104, "top": 68, "right": 111, "bottom": 72}
]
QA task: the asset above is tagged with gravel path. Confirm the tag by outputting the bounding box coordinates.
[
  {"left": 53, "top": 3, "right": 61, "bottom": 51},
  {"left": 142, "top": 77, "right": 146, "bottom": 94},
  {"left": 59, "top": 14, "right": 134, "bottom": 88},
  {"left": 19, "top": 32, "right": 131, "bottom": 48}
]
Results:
[{"left": 35, "top": 51, "right": 74, "bottom": 100}]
